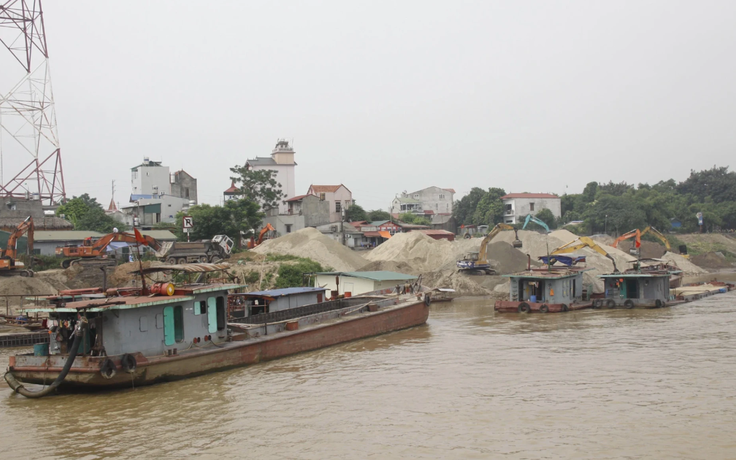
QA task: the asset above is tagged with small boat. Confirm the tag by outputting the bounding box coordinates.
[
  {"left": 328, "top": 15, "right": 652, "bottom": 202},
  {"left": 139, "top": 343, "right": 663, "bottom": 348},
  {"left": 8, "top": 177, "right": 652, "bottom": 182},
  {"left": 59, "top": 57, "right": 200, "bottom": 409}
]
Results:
[
  {"left": 427, "top": 288, "right": 455, "bottom": 303},
  {"left": 4, "top": 264, "right": 430, "bottom": 398}
]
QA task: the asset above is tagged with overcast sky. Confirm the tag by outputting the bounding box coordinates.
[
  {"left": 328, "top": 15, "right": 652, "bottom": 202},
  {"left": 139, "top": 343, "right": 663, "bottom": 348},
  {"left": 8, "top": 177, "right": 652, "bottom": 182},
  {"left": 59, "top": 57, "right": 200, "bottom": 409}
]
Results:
[{"left": 5, "top": 1, "right": 736, "bottom": 211}]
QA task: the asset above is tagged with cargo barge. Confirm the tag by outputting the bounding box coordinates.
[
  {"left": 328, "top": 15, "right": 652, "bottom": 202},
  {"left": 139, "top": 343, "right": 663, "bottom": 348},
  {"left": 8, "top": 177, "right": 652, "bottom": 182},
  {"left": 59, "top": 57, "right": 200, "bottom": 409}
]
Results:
[{"left": 4, "top": 265, "right": 429, "bottom": 397}]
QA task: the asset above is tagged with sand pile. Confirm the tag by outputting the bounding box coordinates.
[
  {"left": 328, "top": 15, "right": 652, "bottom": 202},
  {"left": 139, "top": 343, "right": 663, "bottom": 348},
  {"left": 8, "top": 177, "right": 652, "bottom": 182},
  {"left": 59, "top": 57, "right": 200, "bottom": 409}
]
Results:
[
  {"left": 365, "top": 232, "right": 456, "bottom": 272},
  {"left": 662, "top": 252, "right": 708, "bottom": 274},
  {"left": 691, "top": 252, "right": 733, "bottom": 269},
  {"left": 253, "top": 228, "right": 367, "bottom": 272},
  {"left": 0, "top": 276, "right": 59, "bottom": 297},
  {"left": 619, "top": 240, "right": 666, "bottom": 258}
]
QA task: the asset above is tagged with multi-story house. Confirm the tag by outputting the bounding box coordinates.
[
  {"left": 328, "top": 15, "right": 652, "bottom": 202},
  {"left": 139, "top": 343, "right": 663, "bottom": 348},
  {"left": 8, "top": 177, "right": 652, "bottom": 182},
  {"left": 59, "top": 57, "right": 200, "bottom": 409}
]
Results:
[
  {"left": 233, "top": 140, "right": 296, "bottom": 214},
  {"left": 390, "top": 186, "right": 455, "bottom": 216},
  {"left": 307, "top": 184, "right": 353, "bottom": 223},
  {"left": 500, "top": 193, "right": 561, "bottom": 225}
]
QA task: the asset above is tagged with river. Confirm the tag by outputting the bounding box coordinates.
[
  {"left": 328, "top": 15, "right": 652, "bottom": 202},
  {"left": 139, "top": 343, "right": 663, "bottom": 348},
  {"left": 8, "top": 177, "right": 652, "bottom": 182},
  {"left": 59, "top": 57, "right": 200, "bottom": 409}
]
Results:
[{"left": 1, "top": 292, "right": 735, "bottom": 459}]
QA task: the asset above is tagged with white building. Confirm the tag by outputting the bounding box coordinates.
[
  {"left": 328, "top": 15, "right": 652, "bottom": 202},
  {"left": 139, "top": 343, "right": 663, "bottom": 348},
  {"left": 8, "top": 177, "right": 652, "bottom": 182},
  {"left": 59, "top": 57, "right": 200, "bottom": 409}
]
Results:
[
  {"left": 131, "top": 158, "right": 171, "bottom": 198},
  {"left": 240, "top": 140, "right": 297, "bottom": 214},
  {"left": 390, "top": 186, "right": 455, "bottom": 216},
  {"left": 501, "top": 193, "right": 561, "bottom": 225},
  {"left": 314, "top": 271, "right": 418, "bottom": 298}
]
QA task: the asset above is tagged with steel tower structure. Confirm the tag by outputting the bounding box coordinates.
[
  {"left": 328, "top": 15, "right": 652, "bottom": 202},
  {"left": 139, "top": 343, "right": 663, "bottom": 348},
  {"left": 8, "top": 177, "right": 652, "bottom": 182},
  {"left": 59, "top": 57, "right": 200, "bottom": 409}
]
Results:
[{"left": 0, "top": 0, "right": 65, "bottom": 205}]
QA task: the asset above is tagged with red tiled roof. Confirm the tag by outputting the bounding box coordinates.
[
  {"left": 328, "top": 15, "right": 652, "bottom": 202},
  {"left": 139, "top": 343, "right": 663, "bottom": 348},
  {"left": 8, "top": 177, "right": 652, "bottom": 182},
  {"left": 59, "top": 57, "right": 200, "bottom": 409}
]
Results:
[
  {"left": 285, "top": 194, "right": 308, "bottom": 202},
  {"left": 501, "top": 193, "right": 559, "bottom": 199},
  {"left": 442, "top": 188, "right": 456, "bottom": 193},
  {"left": 309, "top": 185, "right": 342, "bottom": 193},
  {"left": 224, "top": 182, "right": 239, "bottom": 194}
]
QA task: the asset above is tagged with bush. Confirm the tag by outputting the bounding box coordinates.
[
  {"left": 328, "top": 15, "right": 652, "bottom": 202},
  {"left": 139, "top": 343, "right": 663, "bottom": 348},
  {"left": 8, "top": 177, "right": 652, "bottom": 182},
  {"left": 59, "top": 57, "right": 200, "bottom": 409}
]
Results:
[
  {"left": 275, "top": 258, "right": 327, "bottom": 288},
  {"left": 28, "top": 254, "right": 62, "bottom": 272}
]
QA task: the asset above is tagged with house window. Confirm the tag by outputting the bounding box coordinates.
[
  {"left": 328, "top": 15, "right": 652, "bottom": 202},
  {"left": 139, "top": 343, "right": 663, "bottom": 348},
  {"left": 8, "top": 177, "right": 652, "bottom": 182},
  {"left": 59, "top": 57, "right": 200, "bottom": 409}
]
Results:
[
  {"left": 336, "top": 201, "right": 342, "bottom": 213},
  {"left": 439, "top": 194, "right": 444, "bottom": 199},
  {"left": 285, "top": 224, "right": 292, "bottom": 233},
  {"left": 319, "top": 193, "right": 325, "bottom": 201},
  {"left": 530, "top": 203, "right": 535, "bottom": 211}
]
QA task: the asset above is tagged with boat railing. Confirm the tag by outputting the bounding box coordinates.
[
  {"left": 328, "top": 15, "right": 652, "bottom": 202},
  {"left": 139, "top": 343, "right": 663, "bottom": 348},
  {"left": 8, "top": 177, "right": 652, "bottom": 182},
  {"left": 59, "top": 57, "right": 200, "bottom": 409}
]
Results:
[{"left": 231, "top": 296, "right": 383, "bottom": 325}]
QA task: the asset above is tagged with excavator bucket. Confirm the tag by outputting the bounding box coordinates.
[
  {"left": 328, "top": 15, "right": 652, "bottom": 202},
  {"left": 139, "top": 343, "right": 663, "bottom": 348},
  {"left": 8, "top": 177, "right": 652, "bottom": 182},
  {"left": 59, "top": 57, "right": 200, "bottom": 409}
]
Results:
[{"left": 512, "top": 229, "right": 522, "bottom": 248}]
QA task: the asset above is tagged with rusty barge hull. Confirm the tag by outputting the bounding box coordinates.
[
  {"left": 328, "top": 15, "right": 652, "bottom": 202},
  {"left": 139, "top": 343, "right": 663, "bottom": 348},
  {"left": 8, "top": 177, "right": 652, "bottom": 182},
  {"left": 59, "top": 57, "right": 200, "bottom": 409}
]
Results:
[
  {"left": 9, "top": 298, "right": 429, "bottom": 390},
  {"left": 494, "top": 300, "right": 592, "bottom": 313}
]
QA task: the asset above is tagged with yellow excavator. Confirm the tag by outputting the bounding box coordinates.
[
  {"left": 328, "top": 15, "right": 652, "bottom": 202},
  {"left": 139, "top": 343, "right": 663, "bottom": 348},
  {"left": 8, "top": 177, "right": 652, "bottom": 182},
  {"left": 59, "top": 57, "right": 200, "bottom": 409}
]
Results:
[
  {"left": 542, "top": 236, "right": 619, "bottom": 272},
  {"left": 457, "top": 223, "right": 522, "bottom": 275}
]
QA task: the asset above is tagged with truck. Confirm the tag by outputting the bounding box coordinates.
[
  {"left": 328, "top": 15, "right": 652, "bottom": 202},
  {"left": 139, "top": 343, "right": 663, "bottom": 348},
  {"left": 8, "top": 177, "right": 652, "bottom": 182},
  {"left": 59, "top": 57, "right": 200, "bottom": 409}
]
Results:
[{"left": 158, "top": 235, "right": 234, "bottom": 264}]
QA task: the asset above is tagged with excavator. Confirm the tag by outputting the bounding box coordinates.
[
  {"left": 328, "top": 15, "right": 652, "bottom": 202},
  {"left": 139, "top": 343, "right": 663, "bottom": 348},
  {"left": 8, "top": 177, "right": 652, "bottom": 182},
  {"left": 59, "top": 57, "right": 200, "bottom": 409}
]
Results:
[
  {"left": 457, "top": 223, "right": 523, "bottom": 275},
  {"left": 0, "top": 216, "right": 35, "bottom": 277},
  {"left": 612, "top": 226, "right": 672, "bottom": 253},
  {"left": 522, "top": 215, "right": 551, "bottom": 232},
  {"left": 56, "top": 231, "right": 161, "bottom": 268},
  {"left": 540, "top": 236, "right": 619, "bottom": 272},
  {"left": 610, "top": 228, "right": 643, "bottom": 255},
  {"left": 246, "top": 223, "right": 276, "bottom": 249}
]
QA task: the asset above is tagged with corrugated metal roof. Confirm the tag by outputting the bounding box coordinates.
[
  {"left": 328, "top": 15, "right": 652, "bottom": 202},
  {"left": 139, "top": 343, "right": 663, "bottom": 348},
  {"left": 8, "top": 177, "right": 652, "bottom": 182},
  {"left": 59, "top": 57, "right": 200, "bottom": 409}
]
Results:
[
  {"left": 246, "top": 156, "right": 277, "bottom": 166},
  {"left": 34, "top": 230, "right": 105, "bottom": 241},
  {"left": 316, "top": 271, "right": 418, "bottom": 282},
  {"left": 501, "top": 193, "right": 559, "bottom": 200},
  {"left": 239, "top": 287, "right": 328, "bottom": 297}
]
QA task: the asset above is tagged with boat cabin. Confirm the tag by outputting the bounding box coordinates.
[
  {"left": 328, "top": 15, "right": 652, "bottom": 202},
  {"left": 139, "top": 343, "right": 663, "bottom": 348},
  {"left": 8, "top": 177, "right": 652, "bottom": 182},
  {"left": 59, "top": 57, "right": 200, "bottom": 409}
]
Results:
[
  {"left": 228, "top": 287, "right": 329, "bottom": 318},
  {"left": 26, "top": 283, "right": 244, "bottom": 358},
  {"left": 597, "top": 271, "right": 670, "bottom": 308},
  {"left": 495, "top": 267, "right": 591, "bottom": 313}
]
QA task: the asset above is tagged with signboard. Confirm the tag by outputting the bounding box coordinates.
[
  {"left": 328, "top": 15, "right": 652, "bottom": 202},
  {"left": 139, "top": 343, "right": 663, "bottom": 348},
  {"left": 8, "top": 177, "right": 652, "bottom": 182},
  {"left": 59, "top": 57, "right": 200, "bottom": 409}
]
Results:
[{"left": 183, "top": 216, "right": 194, "bottom": 229}]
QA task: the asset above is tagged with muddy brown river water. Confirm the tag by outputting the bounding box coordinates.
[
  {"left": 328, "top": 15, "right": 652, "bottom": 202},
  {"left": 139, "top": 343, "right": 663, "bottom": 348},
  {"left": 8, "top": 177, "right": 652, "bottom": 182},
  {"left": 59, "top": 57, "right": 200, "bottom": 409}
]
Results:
[{"left": 1, "top": 292, "right": 735, "bottom": 459}]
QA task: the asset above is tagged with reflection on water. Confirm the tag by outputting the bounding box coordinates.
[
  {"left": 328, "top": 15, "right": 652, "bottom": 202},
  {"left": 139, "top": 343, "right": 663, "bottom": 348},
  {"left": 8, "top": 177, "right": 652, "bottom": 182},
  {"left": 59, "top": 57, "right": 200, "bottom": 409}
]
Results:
[{"left": 2, "top": 292, "right": 736, "bottom": 459}]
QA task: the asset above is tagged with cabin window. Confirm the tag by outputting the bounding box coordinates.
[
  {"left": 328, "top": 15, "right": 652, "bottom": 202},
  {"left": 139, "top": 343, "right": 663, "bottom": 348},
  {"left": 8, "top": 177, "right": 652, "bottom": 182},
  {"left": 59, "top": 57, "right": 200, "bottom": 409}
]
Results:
[
  {"left": 216, "top": 296, "right": 226, "bottom": 331},
  {"left": 163, "top": 306, "right": 184, "bottom": 345},
  {"left": 195, "top": 300, "right": 206, "bottom": 315},
  {"left": 207, "top": 297, "right": 218, "bottom": 333},
  {"left": 139, "top": 316, "right": 148, "bottom": 332}
]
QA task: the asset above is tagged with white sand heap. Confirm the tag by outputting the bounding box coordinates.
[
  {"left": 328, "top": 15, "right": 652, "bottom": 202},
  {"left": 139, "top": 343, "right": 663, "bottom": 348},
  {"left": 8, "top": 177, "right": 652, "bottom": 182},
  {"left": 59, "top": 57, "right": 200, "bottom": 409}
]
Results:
[
  {"left": 661, "top": 252, "right": 708, "bottom": 275},
  {"left": 365, "top": 232, "right": 457, "bottom": 273},
  {"left": 252, "top": 227, "right": 367, "bottom": 272}
]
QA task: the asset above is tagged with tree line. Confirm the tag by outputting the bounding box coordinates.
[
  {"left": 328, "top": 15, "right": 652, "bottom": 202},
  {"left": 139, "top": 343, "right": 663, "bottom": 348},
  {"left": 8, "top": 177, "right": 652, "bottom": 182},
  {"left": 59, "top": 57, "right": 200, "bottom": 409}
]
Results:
[{"left": 453, "top": 166, "right": 736, "bottom": 235}]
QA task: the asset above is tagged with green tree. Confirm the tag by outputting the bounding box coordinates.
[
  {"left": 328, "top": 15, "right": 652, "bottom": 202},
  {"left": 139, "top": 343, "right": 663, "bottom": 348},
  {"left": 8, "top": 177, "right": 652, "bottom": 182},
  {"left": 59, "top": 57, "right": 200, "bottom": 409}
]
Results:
[
  {"left": 398, "top": 213, "right": 430, "bottom": 225},
  {"left": 56, "top": 194, "right": 124, "bottom": 233},
  {"left": 173, "top": 199, "right": 263, "bottom": 244},
  {"left": 453, "top": 187, "right": 486, "bottom": 225},
  {"left": 229, "top": 166, "right": 285, "bottom": 211},
  {"left": 677, "top": 166, "right": 736, "bottom": 204},
  {"left": 471, "top": 187, "right": 506, "bottom": 225},
  {"left": 275, "top": 259, "right": 328, "bottom": 288},
  {"left": 367, "top": 210, "right": 390, "bottom": 221},
  {"left": 533, "top": 209, "right": 557, "bottom": 230},
  {"left": 345, "top": 204, "right": 368, "bottom": 222},
  {"left": 582, "top": 181, "right": 598, "bottom": 203}
]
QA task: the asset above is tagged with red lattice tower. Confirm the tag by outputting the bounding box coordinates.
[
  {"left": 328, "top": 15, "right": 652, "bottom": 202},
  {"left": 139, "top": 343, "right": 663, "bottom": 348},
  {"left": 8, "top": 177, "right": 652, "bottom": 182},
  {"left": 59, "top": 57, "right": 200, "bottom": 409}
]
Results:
[{"left": 0, "top": 0, "right": 65, "bottom": 205}]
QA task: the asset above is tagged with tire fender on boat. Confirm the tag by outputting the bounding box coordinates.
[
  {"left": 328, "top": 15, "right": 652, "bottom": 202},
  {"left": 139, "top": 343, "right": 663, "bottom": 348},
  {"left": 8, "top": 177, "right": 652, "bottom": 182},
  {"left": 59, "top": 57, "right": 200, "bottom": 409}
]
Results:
[
  {"left": 539, "top": 305, "right": 549, "bottom": 313},
  {"left": 518, "top": 302, "right": 530, "bottom": 313},
  {"left": 654, "top": 299, "right": 663, "bottom": 308},
  {"left": 561, "top": 304, "right": 569, "bottom": 312},
  {"left": 606, "top": 299, "right": 617, "bottom": 309},
  {"left": 624, "top": 300, "right": 635, "bottom": 309},
  {"left": 424, "top": 294, "right": 431, "bottom": 307},
  {"left": 121, "top": 354, "right": 137, "bottom": 374},
  {"left": 100, "top": 358, "right": 117, "bottom": 380}
]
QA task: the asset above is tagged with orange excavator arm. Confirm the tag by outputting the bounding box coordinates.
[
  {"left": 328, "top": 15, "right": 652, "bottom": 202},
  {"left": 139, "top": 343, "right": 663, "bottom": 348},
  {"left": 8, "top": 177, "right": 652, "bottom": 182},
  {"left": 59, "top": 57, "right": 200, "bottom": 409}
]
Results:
[
  {"left": 58, "top": 231, "right": 161, "bottom": 258},
  {"left": 612, "top": 229, "right": 642, "bottom": 249},
  {"left": 3, "top": 216, "right": 34, "bottom": 260},
  {"left": 257, "top": 223, "right": 276, "bottom": 245}
]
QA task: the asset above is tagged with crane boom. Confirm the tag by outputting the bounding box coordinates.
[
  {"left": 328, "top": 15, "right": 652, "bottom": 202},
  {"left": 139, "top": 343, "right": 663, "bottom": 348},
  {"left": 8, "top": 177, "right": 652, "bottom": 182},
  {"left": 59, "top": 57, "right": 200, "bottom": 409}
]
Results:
[
  {"left": 457, "top": 223, "right": 522, "bottom": 274},
  {"left": 550, "top": 236, "right": 618, "bottom": 272},
  {"left": 522, "top": 215, "right": 550, "bottom": 232}
]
